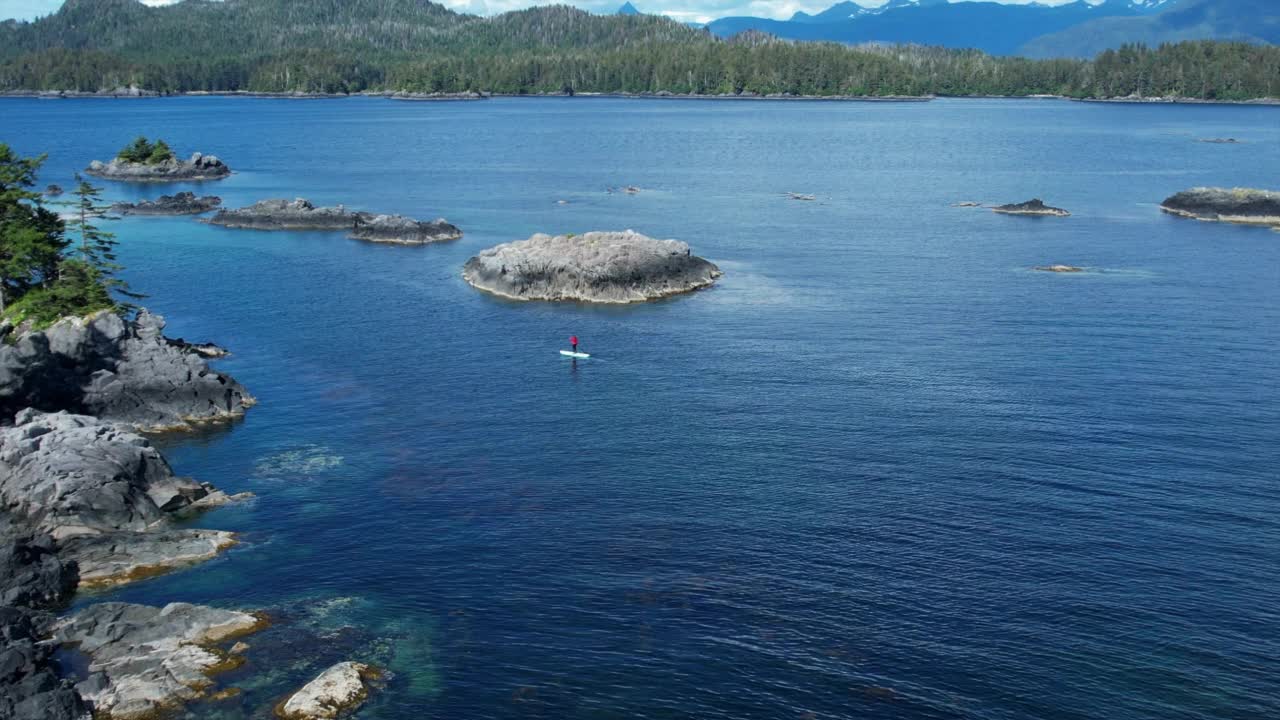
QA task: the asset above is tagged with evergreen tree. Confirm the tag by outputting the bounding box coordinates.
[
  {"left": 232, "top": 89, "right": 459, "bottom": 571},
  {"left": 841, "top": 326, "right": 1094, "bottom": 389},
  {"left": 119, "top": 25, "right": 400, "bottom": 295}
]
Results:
[
  {"left": 117, "top": 136, "right": 154, "bottom": 163},
  {"left": 66, "top": 174, "right": 142, "bottom": 306},
  {"left": 0, "top": 145, "right": 67, "bottom": 314},
  {"left": 146, "top": 139, "right": 174, "bottom": 164}
]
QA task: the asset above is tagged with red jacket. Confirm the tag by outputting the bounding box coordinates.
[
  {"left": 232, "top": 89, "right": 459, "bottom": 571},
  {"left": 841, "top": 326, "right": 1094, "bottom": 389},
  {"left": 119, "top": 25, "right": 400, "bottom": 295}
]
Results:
[{"left": 570, "top": 336, "right": 578, "bottom": 345}]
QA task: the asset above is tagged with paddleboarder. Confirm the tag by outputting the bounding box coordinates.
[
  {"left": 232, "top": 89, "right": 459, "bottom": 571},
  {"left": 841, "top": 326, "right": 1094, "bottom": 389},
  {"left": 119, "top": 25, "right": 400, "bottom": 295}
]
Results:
[{"left": 570, "top": 335, "right": 579, "bottom": 354}]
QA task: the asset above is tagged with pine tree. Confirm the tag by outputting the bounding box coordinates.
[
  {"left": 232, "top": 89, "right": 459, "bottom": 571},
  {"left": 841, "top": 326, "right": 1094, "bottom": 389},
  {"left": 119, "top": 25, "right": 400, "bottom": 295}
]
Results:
[
  {"left": 0, "top": 145, "right": 67, "bottom": 314},
  {"left": 66, "top": 174, "right": 143, "bottom": 305}
]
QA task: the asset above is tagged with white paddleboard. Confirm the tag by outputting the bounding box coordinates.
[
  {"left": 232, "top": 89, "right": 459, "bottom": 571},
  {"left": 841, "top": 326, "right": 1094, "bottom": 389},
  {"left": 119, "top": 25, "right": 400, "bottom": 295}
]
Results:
[{"left": 560, "top": 350, "right": 590, "bottom": 358}]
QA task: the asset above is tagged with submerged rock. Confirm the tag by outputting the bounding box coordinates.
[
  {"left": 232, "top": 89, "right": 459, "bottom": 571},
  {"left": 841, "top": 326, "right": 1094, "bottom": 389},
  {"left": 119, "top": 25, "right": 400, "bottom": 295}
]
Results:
[
  {"left": 786, "top": 192, "right": 816, "bottom": 201},
  {"left": 208, "top": 198, "right": 354, "bottom": 231},
  {"left": 53, "top": 602, "right": 265, "bottom": 720},
  {"left": 1198, "top": 137, "right": 1240, "bottom": 144},
  {"left": 992, "top": 199, "right": 1070, "bottom": 217},
  {"left": 1034, "top": 265, "right": 1085, "bottom": 273},
  {"left": 85, "top": 152, "right": 230, "bottom": 182},
  {"left": 951, "top": 201, "right": 981, "bottom": 207},
  {"left": 1160, "top": 187, "right": 1280, "bottom": 226},
  {"left": 276, "top": 661, "right": 381, "bottom": 720},
  {"left": 464, "top": 230, "right": 721, "bottom": 303},
  {"left": 110, "top": 192, "right": 222, "bottom": 216},
  {"left": 350, "top": 214, "right": 462, "bottom": 245},
  {"left": 0, "top": 310, "right": 254, "bottom": 430},
  {"left": 44, "top": 184, "right": 63, "bottom": 197}
]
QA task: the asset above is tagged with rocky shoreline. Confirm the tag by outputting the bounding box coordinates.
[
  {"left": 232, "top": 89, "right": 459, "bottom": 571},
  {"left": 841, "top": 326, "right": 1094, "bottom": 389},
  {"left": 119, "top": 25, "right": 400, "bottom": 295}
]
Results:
[
  {"left": 463, "top": 230, "right": 721, "bottom": 303},
  {"left": 1160, "top": 187, "right": 1280, "bottom": 227},
  {"left": 86, "top": 153, "right": 231, "bottom": 182}
]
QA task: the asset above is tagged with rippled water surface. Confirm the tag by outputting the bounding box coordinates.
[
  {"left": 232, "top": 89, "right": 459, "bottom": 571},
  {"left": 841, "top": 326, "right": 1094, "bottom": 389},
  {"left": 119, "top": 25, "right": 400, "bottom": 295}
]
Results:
[{"left": 7, "top": 96, "right": 1280, "bottom": 720}]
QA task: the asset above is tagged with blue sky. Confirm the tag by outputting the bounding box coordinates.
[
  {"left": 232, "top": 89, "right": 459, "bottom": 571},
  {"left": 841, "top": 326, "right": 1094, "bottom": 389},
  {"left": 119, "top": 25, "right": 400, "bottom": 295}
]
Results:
[{"left": 1, "top": 0, "right": 1085, "bottom": 25}]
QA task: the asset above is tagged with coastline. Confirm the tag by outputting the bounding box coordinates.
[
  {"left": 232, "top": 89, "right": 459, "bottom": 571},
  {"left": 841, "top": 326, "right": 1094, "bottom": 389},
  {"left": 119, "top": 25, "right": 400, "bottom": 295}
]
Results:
[{"left": 4, "top": 88, "right": 1279, "bottom": 105}]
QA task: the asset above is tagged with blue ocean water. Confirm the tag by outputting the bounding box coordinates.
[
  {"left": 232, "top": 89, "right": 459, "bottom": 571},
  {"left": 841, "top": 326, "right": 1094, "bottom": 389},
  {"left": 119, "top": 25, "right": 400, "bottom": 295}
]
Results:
[{"left": 5, "top": 96, "right": 1280, "bottom": 720}]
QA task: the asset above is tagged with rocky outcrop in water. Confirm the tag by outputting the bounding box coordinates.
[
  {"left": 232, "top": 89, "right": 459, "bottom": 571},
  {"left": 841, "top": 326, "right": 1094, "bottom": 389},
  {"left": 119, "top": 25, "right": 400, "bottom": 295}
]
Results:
[
  {"left": 463, "top": 230, "right": 721, "bottom": 303},
  {"left": 53, "top": 602, "right": 266, "bottom": 720},
  {"left": 208, "top": 198, "right": 354, "bottom": 231},
  {"left": 208, "top": 198, "right": 462, "bottom": 244},
  {"left": 1160, "top": 187, "right": 1280, "bottom": 226},
  {"left": 44, "top": 184, "right": 63, "bottom": 197},
  {"left": 110, "top": 192, "right": 222, "bottom": 216},
  {"left": 1034, "top": 265, "right": 1084, "bottom": 273},
  {"left": 276, "top": 661, "right": 381, "bottom": 719},
  {"left": 0, "top": 410, "right": 239, "bottom": 586},
  {"left": 85, "top": 152, "right": 230, "bottom": 182},
  {"left": 992, "top": 199, "right": 1070, "bottom": 217},
  {"left": 0, "top": 310, "right": 254, "bottom": 430},
  {"left": 350, "top": 214, "right": 462, "bottom": 245}
]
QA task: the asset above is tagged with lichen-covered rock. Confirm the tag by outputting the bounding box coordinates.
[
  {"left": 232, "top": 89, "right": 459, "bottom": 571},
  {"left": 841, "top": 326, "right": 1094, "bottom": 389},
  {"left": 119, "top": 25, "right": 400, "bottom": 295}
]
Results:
[
  {"left": 1160, "top": 187, "right": 1280, "bottom": 226},
  {"left": 992, "top": 199, "right": 1070, "bottom": 216},
  {"left": 0, "top": 310, "right": 253, "bottom": 430},
  {"left": 463, "top": 230, "right": 721, "bottom": 303},
  {"left": 54, "top": 602, "right": 265, "bottom": 720},
  {"left": 276, "top": 661, "right": 380, "bottom": 720},
  {"left": 207, "top": 198, "right": 355, "bottom": 231},
  {"left": 350, "top": 214, "right": 462, "bottom": 245},
  {"left": 110, "top": 192, "right": 222, "bottom": 216},
  {"left": 85, "top": 152, "right": 230, "bottom": 182}
]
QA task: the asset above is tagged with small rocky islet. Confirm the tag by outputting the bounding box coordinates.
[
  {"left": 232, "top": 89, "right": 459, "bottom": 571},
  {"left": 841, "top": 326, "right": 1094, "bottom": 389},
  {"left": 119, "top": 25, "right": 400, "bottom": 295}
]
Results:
[
  {"left": 207, "top": 198, "right": 463, "bottom": 244},
  {"left": 1160, "top": 187, "right": 1280, "bottom": 227},
  {"left": 110, "top": 191, "right": 222, "bottom": 215},
  {"left": 86, "top": 152, "right": 231, "bottom": 182},
  {"left": 992, "top": 198, "right": 1071, "bottom": 217},
  {"left": 463, "top": 230, "right": 722, "bottom": 303}
]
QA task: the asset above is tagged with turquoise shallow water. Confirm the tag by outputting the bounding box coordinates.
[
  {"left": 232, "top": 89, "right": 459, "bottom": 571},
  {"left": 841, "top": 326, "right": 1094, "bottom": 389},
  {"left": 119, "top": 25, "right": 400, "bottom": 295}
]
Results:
[{"left": 5, "top": 96, "right": 1280, "bottom": 719}]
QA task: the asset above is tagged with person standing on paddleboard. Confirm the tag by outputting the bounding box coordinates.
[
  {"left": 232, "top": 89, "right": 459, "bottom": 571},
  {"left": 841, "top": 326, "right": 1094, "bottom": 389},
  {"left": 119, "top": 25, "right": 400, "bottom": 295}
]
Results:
[{"left": 570, "top": 335, "right": 579, "bottom": 353}]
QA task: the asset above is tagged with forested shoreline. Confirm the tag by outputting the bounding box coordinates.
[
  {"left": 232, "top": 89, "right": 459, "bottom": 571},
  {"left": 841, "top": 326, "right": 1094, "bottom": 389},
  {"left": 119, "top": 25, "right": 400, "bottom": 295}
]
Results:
[{"left": 1, "top": 0, "right": 1278, "bottom": 100}]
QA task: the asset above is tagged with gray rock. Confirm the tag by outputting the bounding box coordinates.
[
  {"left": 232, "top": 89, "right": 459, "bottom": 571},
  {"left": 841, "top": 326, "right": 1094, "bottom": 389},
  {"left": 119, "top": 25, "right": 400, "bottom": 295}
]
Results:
[
  {"left": 0, "top": 310, "right": 254, "bottom": 430},
  {"left": 463, "top": 230, "right": 721, "bottom": 303},
  {"left": 1160, "top": 187, "right": 1280, "bottom": 226},
  {"left": 992, "top": 199, "right": 1070, "bottom": 217},
  {"left": 350, "top": 214, "right": 462, "bottom": 245},
  {"left": 207, "top": 198, "right": 355, "bottom": 231},
  {"left": 85, "top": 152, "right": 230, "bottom": 182},
  {"left": 54, "top": 602, "right": 265, "bottom": 720},
  {"left": 60, "top": 529, "right": 236, "bottom": 589},
  {"left": 109, "top": 192, "right": 222, "bottom": 216},
  {"left": 0, "top": 527, "right": 78, "bottom": 608},
  {"left": 44, "top": 185, "right": 63, "bottom": 197},
  {"left": 0, "top": 607, "right": 90, "bottom": 720},
  {"left": 276, "top": 661, "right": 381, "bottom": 720}
]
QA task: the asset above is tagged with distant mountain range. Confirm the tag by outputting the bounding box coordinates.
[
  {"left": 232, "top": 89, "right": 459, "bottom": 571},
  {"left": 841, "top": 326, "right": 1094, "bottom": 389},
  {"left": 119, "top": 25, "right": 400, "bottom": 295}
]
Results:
[{"left": 701, "top": 0, "right": 1277, "bottom": 57}]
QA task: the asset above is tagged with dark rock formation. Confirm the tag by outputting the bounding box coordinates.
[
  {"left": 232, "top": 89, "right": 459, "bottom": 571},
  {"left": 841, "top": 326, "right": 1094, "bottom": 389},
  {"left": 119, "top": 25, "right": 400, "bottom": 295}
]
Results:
[
  {"left": 0, "top": 310, "right": 254, "bottom": 430},
  {"left": 1198, "top": 138, "right": 1240, "bottom": 144},
  {"left": 85, "top": 152, "right": 230, "bottom": 182},
  {"left": 43, "top": 185, "right": 63, "bottom": 197},
  {"left": 350, "top": 214, "right": 462, "bottom": 245},
  {"left": 1160, "top": 187, "right": 1280, "bottom": 226},
  {"left": 110, "top": 192, "right": 222, "bottom": 216},
  {"left": 207, "top": 198, "right": 355, "bottom": 231},
  {"left": 992, "top": 199, "right": 1070, "bottom": 217},
  {"left": 463, "top": 230, "right": 722, "bottom": 303},
  {"left": 53, "top": 602, "right": 266, "bottom": 719},
  {"left": 166, "top": 336, "right": 230, "bottom": 358},
  {"left": 0, "top": 524, "right": 87, "bottom": 720}
]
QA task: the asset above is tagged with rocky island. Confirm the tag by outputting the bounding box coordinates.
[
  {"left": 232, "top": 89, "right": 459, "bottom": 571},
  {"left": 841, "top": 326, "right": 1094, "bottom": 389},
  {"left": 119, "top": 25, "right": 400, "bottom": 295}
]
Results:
[
  {"left": 1034, "top": 265, "right": 1085, "bottom": 273},
  {"left": 208, "top": 198, "right": 462, "bottom": 244},
  {"left": 992, "top": 199, "right": 1070, "bottom": 217},
  {"left": 110, "top": 191, "right": 222, "bottom": 215},
  {"left": 463, "top": 230, "right": 721, "bottom": 303},
  {"left": 86, "top": 137, "right": 230, "bottom": 182},
  {"left": 1160, "top": 187, "right": 1280, "bottom": 227}
]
